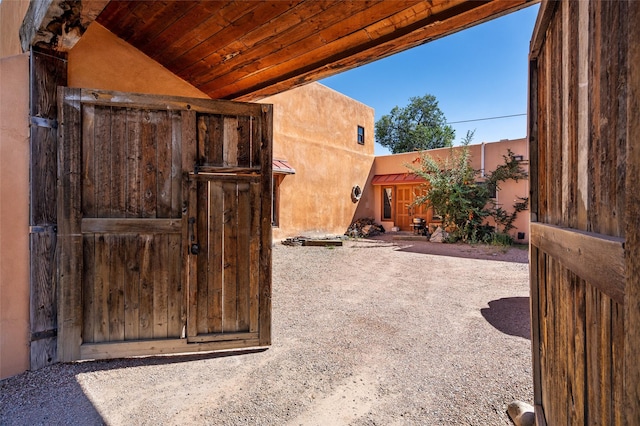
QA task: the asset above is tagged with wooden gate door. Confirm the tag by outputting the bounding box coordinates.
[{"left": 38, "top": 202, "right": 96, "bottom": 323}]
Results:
[
  {"left": 528, "top": 1, "right": 639, "bottom": 424},
  {"left": 57, "top": 88, "right": 272, "bottom": 362}
]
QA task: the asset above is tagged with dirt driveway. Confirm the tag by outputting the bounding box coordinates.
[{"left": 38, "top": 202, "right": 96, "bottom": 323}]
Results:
[{"left": 1, "top": 237, "right": 532, "bottom": 425}]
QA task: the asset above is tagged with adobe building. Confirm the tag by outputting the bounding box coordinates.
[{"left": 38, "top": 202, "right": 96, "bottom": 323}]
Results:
[
  {"left": 358, "top": 139, "right": 530, "bottom": 243},
  {"left": 261, "top": 83, "right": 374, "bottom": 240}
]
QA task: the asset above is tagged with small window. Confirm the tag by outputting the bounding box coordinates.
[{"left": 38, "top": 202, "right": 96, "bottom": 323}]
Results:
[
  {"left": 357, "top": 125, "right": 365, "bottom": 145},
  {"left": 382, "top": 187, "right": 393, "bottom": 220}
]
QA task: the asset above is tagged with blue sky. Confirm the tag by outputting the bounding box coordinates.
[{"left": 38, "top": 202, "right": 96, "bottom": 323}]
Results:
[{"left": 320, "top": 4, "right": 540, "bottom": 155}]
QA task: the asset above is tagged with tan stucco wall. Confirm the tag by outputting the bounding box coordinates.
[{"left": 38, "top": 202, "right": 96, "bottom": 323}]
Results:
[
  {"left": 261, "top": 83, "right": 375, "bottom": 239},
  {"left": 0, "top": 53, "right": 30, "bottom": 379},
  {"left": 68, "top": 22, "right": 209, "bottom": 98},
  {"left": 0, "top": 0, "right": 30, "bottom": 57},
  {"left": 368, "top": 139, "right": 530, "bottom": 242}
]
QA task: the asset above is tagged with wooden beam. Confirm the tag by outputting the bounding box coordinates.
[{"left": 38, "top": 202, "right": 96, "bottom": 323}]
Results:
[
  {"left": 20, "top": 0, "right": 108, "bottom": 52},
  {"left": 81, "top": 218, "right": 182, "bottom": 234},
  {"left": 530, "top": 222, "right": 625, "bottom": 304},
  {"left": 187, "top": 332, "right": 259, "bottom": 343},
  {"left": 79, "top": 338, "right": 262, "bottom": 360},
  {"left": 73, "top": 88, "right": 263, "bottom": 116},
  {"left": 529, "top": 0, "right": 559, "bottom": 60},
  {"left": 57, "top": 87, "right": 83, "bottom": 362},
  {"left": 258, "top": 104, "right": 273, "bottom": 346}
]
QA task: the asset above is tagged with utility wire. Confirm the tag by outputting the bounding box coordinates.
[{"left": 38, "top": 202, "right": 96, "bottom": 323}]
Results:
[{"left": 446, "top": 113, "right": 526, "bottom": 125}]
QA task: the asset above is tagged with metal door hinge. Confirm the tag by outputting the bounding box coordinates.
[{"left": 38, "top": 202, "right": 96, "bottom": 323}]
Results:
[{"left": 30, "top": 116, "right": 58, "bottom": 129}]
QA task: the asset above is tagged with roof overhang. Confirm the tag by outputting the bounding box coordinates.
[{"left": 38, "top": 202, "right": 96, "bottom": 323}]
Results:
[
  {"left": 372, "top": 173, "right": 426, "bottom": 185},
  {"left": 20, "top": 0, "right": 537, "bottom": 101},
  {"left": 273, "top": 159, "right": 296, "bottom": 175}
]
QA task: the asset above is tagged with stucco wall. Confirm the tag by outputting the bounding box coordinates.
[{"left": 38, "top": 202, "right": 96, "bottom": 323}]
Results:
[
  {"left": 368, "top": 139, "right": 530, "bottom": 242},
  {"left": 0, "top": 53, "right": 30, "bottom": 379},
  {"left": 0, "top": 0, "right": 30, "bottom": 57},
  {"left": 262, "top": 83, "right": 375, "bottom": 239},
  {"left": 68, "top": 23, "right": 209, "bottom": 98}
]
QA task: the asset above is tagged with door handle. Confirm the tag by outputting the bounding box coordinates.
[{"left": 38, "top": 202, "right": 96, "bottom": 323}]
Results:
[
  {"left": 190, "top": 243, "right": 200, "bottom": 255},
  {"left": 188, "top": 217, "right": 199, "bottom": 255}
]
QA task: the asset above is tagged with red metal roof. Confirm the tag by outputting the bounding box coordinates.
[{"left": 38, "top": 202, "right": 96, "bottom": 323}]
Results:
[
  {"left": 371, "top": 173, "right": 426, "bottom": 185},
  {"left": 273, "top": 159, "right": 296, "bottom": 175}
]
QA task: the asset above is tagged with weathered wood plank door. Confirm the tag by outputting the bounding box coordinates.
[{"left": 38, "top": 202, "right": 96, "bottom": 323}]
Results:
[
  {"left": 528, "top": 1, "right": 639, "bottom": 424},
  {"left": 57, "top": 88, "right": 272, "bottom": 361},
  {"left": 186, "top": 113, "right": 268, "bottom": 344}
]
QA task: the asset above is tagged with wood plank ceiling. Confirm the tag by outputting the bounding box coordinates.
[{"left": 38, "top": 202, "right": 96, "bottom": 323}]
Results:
[{"left": 95, "top": 0, "right": 535, "bottom": 101}]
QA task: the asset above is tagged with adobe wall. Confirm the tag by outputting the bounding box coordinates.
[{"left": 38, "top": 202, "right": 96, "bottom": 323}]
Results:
[
  {"left": 261, "top": 83, "right": 375, "bottom": 240},
  {"left": 0, "top": 0, "right": 29, "bottom": 57},
  {"left": 368, "top": 139, "right": 530, "bottom": 242},
  {"left": 68, "top": 23, "right": 209, "bottom": 98},
  {"left": 0, "top": 53, "right": 30, "bottom": 379}
]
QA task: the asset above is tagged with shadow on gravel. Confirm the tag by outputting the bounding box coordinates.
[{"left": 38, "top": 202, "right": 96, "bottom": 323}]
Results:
[
  {"left": 393, "top": 243, "right": 529, "bottom": 263},
  {"left": 481, "top": 297, "right": 531, "bottom": 339},
  {"left": 0, "top": 348, "right": 267, "bottom": 425}
]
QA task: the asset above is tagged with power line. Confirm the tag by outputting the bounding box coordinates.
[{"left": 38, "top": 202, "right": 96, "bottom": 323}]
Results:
[{"left": 446, "top": 113, "right": 526, "bottom": 125}]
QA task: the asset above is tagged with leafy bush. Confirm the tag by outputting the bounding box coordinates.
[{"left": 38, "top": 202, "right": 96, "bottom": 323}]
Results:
[{"left": 409, "top": 131, "right": 528, "bottom": 245}]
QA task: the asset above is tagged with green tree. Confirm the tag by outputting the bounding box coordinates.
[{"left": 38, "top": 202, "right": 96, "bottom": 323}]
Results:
[{"left": 375, "top": 94, "right": 455, "bottom": 154}]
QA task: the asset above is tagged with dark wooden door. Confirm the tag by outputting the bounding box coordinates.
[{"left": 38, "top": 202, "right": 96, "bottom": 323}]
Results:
[{"left": 57, "top": 88, "right": 272, "bottom": 361}]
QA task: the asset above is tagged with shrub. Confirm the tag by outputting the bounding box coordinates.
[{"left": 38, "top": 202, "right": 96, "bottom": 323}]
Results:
[{"left": 409, "top": 131, "right": 528, "bottom": 244}]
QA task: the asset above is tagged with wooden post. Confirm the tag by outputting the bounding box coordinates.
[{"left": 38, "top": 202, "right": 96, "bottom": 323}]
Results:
[
  {"left": 29, "top": 48, "right": 66, "bottom": 370},
  {"left": 258, "top": 104, "right": 273, "bottom": 346}
]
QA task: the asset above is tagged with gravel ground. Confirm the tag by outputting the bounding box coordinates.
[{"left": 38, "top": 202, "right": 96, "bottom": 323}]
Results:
[{"left": 1, "top": 237, "right": 532, "bottom": 425}]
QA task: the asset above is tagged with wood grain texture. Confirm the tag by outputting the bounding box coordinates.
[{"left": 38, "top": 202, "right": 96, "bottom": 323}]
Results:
[
  {"left": 80, "top": 337, "right": 262, "bottom": 361},
  {"left": 30, "top": 49, "right": 66, "bottom": 225},
  {"left": 624, "top": 1, "right": 640, "bottom": 423},
  {"left": 58, "top": 88, "right": 272, "bottom": 360},
  {"left": 29, "top": 49, "right": 67, "bottom": 370},
  {"left": 81, "top": 218, "right": 181, "bottom": 234},
  {"left": 236, "top": 182, "right": 251, "bottom": 332},
  {"left": 530, "top": 223, "right": 625, "bottom": 305},
  {"left": 222, "top": 181, "right": 239, "bottom": 332},
  {"left": 207, "top": 181, "right": 224, "bottom": 334},
  {"left": 529, "top": 1, "right": 634, "bottom": 424},
  {"left": 57, "top": 87, "right": 83, "bottom": 362},
  {"left": 259, "top": 104, "right": 273, "bottom": 345}
]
